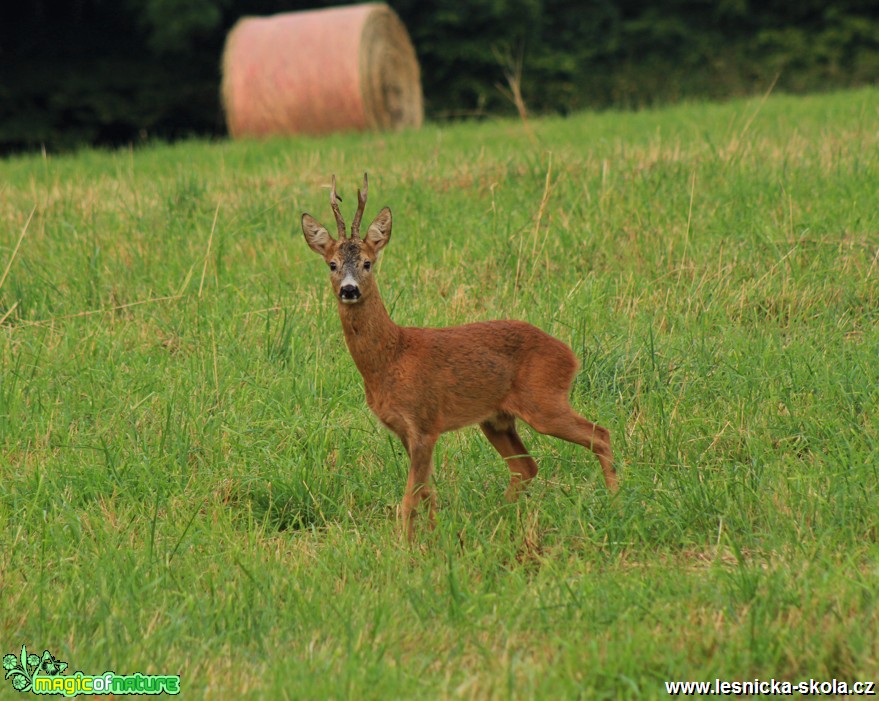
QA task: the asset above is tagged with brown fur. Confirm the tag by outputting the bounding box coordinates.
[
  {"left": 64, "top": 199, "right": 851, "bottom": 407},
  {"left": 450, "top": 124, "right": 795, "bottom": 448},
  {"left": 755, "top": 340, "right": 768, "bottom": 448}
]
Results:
[{"left": 302, "top": 179, "right": 617, "bottom": 539}]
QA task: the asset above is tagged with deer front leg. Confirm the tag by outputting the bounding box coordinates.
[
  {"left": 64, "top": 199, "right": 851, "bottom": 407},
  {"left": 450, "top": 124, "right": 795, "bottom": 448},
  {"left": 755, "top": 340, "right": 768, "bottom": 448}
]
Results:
[{"left": 400, "top": 434, "right": 438, "bottom": 540}]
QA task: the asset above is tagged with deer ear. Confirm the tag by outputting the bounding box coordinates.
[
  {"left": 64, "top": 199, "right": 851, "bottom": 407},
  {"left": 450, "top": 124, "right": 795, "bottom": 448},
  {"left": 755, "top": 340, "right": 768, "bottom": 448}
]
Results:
[
  {"left": 365, "top": 207, "right": 392, "bottom": 253},
  {"left": 301, "top": 213, "right": 335, "bottom": 258}
]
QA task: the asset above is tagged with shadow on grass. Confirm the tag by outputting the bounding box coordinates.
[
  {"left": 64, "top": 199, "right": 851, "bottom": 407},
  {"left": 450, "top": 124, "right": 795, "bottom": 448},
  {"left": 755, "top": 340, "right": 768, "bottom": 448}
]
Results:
[{"left": 237, "top": 478, "right": 326, "bottom": 532}]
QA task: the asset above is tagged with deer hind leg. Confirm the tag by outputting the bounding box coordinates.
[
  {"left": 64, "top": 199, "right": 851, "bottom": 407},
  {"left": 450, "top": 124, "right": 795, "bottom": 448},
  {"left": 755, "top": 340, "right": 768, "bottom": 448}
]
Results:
[
  {"left": 400, "top": 434, "right": 438, "bottom": 540},
  {"left": 480, "top": 413, "right": 539, "bottom": 501},
  {"left": 516, "top": 399, "right": 618, "bottom": 492}
]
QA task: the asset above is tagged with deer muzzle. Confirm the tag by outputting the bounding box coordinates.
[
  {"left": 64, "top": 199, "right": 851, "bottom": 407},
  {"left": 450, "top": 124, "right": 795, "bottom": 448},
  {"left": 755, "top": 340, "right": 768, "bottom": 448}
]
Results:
[{"left": 339, "top": 283, "right": 362, "bottom": 303}]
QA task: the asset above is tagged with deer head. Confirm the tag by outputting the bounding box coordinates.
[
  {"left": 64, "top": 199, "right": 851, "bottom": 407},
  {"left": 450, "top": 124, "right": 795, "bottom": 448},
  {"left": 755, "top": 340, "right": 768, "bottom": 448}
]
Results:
[{"left": 302, "top": 173, "right": 392, "bottom": 304}]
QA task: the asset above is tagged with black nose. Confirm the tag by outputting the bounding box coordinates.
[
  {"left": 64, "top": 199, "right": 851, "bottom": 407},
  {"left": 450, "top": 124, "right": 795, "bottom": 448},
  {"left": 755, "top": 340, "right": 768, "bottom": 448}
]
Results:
[{"left": 340, "top": 284, "right": 361, "bottom": 300}]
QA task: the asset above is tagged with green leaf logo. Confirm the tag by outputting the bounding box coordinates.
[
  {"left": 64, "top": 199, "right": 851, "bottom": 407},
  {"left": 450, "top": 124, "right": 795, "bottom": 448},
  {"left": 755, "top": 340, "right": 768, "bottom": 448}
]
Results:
[
  {"left": 3, "top": 645, "right": 68, "bottom": 694},
  {"left": 39, "top": 650, "right": 67, "bottom": 676}
]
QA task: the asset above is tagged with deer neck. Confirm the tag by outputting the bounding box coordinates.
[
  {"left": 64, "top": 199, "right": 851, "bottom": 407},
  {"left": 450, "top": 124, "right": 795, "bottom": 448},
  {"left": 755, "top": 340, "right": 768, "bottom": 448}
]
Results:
[{"left": 337, "top": 287, "right": 401, "bottom": 383}]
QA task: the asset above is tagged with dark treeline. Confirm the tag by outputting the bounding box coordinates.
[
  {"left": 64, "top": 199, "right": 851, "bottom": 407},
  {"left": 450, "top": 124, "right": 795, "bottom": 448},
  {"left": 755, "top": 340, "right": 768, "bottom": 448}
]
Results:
[{"left": 1, "top": 0, "right": 877, "bottom": 151}]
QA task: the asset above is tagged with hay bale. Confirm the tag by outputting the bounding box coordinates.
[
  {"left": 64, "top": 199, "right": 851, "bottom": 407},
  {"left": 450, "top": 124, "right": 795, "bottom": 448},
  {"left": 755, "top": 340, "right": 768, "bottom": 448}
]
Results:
[{"left": 221, "top": 3, "right": 423, "bottom": 138}]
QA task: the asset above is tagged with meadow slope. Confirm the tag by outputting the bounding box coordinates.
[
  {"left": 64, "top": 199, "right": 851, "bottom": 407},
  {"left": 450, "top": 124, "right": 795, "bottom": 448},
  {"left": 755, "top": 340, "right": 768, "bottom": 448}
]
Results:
[{"left": 1, "top": 88, "right": 878, "bottom": 698}]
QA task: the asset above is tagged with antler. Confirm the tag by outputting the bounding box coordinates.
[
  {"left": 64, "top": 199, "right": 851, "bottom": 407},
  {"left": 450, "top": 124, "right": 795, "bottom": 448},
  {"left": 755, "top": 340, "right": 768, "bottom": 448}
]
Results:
[
  {"left": 329, "top": 175, "right": 347, "bottom": 239},
  {"left": 350, "top": 172, "right": 369, "bottom": 239}
]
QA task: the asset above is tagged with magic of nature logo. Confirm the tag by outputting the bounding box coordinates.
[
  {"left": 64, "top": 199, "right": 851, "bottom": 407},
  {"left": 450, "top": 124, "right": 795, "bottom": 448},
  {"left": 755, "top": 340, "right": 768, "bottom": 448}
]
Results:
[{"left": 3, "top": 645, "right": 180, "bottom": 696}]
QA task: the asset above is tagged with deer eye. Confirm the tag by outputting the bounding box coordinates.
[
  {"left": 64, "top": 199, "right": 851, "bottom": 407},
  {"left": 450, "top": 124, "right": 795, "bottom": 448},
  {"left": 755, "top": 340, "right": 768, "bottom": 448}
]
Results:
[
  {"left": 363, "top": 260, "right": 371, "bottom": 271},
  {"left": 329, "top": 261, "right": 337, "bottom": 272}
]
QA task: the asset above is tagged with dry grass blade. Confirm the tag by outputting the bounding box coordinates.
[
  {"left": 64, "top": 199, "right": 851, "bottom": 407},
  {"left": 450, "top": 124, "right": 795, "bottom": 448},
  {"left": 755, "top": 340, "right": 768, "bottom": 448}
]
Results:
[
  {"left": 0, "top": 207, "right": 35, "bottom": 293},
  {"left": 515, "top": 155, "right": 553, "bottom": 295},
  {"left": 199, "top": 200, "right": 222, "bottom": 298},
  {"left": 16, "top": 294, "right": 184, "bottom": 328}
]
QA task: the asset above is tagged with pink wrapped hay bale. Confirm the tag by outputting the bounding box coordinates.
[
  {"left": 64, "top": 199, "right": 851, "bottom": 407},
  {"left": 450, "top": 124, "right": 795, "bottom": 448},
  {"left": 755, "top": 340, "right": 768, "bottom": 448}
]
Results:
[{"left": 221, "top": 3, "right": 423, "bottom": 138}]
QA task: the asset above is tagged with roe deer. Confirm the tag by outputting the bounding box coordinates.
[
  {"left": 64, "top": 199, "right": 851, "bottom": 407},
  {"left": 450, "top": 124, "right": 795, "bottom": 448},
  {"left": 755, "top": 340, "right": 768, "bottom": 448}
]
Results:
[{"left": 301, "top": 174, "right": 617, "bottom": 538}]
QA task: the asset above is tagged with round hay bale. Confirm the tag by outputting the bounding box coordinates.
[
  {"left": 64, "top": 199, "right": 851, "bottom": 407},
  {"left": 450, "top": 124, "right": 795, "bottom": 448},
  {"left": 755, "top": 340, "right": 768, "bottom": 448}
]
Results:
[{"left": 221, "top": 3, "right": 423, "bottom": 138}]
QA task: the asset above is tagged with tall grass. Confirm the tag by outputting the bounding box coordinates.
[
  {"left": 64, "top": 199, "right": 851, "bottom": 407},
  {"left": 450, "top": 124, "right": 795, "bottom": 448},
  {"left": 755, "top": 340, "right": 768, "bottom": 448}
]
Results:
[{"left": 1, "top": 88, "right": 877, "bottom": 699}]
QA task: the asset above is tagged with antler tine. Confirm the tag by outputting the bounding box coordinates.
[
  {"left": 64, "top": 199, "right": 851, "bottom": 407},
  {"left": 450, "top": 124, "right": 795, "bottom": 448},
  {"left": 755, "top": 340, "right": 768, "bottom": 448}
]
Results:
[
  {"left": 329, "top": 175, "right": 347, "bottom": 239},
  {"left": 350, "top": 172, "right": 369, "bottom": 239}
]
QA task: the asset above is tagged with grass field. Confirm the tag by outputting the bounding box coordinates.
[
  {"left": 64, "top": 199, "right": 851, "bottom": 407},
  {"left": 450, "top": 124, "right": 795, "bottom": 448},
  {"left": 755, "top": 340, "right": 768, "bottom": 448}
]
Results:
[{"left": 1, "top": 87, "right": 878, "bottom": 699}]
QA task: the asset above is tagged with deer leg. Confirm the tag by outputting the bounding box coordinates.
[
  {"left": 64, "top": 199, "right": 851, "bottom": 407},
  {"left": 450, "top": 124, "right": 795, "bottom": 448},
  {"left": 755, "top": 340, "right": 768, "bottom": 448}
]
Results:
[
  {"left": 518, "top": 402, "right": 618, "bottom": 492},
  {"left": 480, "top": 413, "right": 539, "bottom": 501},
  {"left": 401, "top": 434, "right": 438, "bottom": 540},
  {"left": 397, "top": 433, "right": 411, "bottom": 457}
]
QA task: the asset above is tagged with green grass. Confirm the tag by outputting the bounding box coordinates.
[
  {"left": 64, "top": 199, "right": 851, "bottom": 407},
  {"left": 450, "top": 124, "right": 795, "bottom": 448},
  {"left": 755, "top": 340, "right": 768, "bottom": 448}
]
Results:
[{"left": 1, "top": 88, "right": 878, "bottom": 699}]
